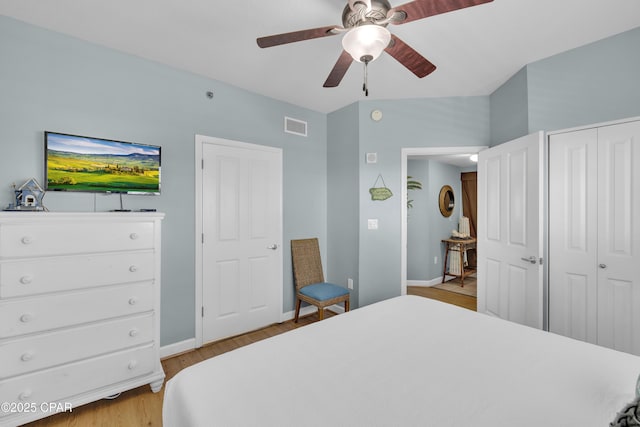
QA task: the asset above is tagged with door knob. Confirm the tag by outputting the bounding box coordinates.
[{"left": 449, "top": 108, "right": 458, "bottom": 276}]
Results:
[
  {"left": 521, "top": 256, "right": 537, "bottom": 264},
  {"left": 599, "top": 264, "right": 607, "bottom": 269},
  {"left": 267, "top": 244, "right": 278, "bottom": 250}
]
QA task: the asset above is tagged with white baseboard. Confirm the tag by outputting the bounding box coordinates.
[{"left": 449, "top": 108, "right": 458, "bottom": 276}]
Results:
[
  {"left": 281, "top": 303, "right": 347, "bottom": 321},
  {"left": 160, "top": 338, "right": 196, "bottom": 359},
  {"left": 328, "top": 303, "right": 346, "bottom": 314},
  {"left": 281, "top": 305, "right": 318, "bottom": 322},
  {"left": 162, "top": 304, "right": 348, "bottom": 359},
  {"left": 407, "top": 276, "right": 455, "bottom": 287}
]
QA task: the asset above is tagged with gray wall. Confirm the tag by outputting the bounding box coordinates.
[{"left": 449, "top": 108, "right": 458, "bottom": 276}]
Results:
[
  {"left": 354, "top": 98, "right": 491, "bottom": 306},
  {"left": 407, "top": 159, "right": 466, "bottom": 282},
  {"left": 490, "top": 67, "right": 529, "bottom": 145},
  {"left": 333, "top": 25, "right": 640, "bottom": 309},
  {"left": 327, "top": 104, "right": 360, "bottom": 305},
  {"left": 427, "top": 161, "right": 464, "bottom": 278},
  {"left": 2, "top": 14, "right": 639, "bottom": 347},
  {"left": 527, "top": 26, "right": 640, "bottom": 133},
  {"left": 0, "top": 16, "right": 327, "bottom": 346},
  {"left": 406, "top": 159, "right": 429, "bottom": 280}
]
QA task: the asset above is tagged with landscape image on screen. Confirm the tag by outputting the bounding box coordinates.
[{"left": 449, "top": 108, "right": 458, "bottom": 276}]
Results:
[{"left": 46, "top": 132, "right": 161, "bottom": 194}]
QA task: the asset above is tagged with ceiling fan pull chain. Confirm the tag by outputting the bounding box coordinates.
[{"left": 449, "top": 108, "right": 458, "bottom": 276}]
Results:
[{"left": 363, "top": 61, "right": 369, "bottom": 96}]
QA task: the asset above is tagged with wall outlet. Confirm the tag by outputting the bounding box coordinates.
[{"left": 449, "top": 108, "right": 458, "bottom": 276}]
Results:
[
  {"left": 367, "top": 219, "right": 378, "bottom": 230},
  {"left": 434, "top": 256, "right": 438, "bottom": 264},
  {"left": 347, "top": 278, "right": 354, "bottom": 290}
]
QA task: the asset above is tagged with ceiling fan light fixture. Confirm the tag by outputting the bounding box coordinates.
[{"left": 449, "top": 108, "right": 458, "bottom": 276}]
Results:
[{"left": 342, "top": 24, "right": 391, "bottom": 63}]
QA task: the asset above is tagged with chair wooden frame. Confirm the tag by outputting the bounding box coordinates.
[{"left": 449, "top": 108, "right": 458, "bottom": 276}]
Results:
[{"left": 291, "top": 238, "right": 350, "bottom": 322}]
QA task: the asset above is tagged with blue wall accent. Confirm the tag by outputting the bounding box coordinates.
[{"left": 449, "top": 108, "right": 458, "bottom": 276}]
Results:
[
  {"left": 407, "top": 159, "right": 429, "bottom": 280},
  {"left": 0, "top": 16, "right": 327, "bottom": 346},
  {"left": 427, "top": 161, "right": 464, "bottom": 279},
  {"left": 327, "top": 104, "right": 360, "bottom": 306},
  {"left": 490, "top": 67, "right": 529, "bottom": 145},
  {"left": 3, "top": 14, "right": 639, "bottom": 347},
  {"left": 407, "top": 159, "right": 466, "bottom": 281},
  {"left": 527, "top": 26, "right": 640, "bottom": 133},
  {"left": 354, "top": 98, "right": 491, "bottom": 306}
]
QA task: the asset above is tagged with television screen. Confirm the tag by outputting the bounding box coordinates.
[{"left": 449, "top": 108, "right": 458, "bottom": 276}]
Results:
[{"left": 45, "top": 131, "right": 161, "bottom": 194}]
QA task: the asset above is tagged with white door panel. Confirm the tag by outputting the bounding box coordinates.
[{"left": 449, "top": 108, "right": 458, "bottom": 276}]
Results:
[
  {"left": 549, "top": 119, "right": 640, "bottom": 356},
  {"left": 478, "top": 132, "right": 544, "bottom": 329},
  {"left": 596, "top": 121, "right": 640, "bottom": 355},
  {"left": 198, "top": 138, "right": 282, "bottom": 344},
  {"left": 548, "top": 128, "right": 598, "bottom": 344}
]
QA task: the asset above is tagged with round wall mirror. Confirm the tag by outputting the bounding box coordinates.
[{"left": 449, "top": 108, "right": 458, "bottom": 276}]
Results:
[{"left": 438, "top": 185, "right": 455, "bottom": 217}]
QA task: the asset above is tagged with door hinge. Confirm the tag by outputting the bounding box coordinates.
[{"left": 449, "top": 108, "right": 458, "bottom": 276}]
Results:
[
  {"left": 201, "top": 306, "right": 204, "bottom": 317},
  {"left": 201, "top": 233, "right": 204, "bottom": 244},
  {"left": 201, "top": 158, "right": 204, "bottom": 169}
]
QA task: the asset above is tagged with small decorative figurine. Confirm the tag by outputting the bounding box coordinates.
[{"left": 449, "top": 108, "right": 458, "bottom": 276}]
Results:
[{"left": 5, "top": 178, "right": 46, "bottom": 211}]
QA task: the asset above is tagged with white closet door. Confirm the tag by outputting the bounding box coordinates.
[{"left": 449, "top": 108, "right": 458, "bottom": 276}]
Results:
[
  {"left": 596, "top": 120, "right": 640, "bottom": 355},
  {"left": 548, "top": 129, "right": 598, "bottom": 344},
  {"left": 549, "top": 119, "right": 640, "bottom": 356}
]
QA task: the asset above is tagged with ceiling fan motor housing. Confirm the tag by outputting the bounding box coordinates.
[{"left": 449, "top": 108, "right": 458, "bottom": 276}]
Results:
[{"left": 342, "top": 0, "right": 391, "bottom": 29}]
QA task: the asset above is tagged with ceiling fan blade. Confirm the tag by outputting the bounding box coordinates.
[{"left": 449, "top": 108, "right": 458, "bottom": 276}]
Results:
[
  {"left": 389, "top": 0, "right": 493, "bottom": 25},
  {"left": 384, "top": 34, "right": 436, "bottom": 78},
  {"left": 323, "top": 50, "right": 353, "bottom": 88},
  {"left": 257, "top": 26, "right": 342, "bottom": 48}
]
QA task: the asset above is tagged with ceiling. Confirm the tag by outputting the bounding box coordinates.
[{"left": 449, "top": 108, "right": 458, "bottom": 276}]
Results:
[{"left": 1, "top": 0, "right": 640, "bottom": 113}]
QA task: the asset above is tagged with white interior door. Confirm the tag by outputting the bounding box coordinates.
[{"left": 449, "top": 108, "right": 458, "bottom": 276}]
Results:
[
  {"left": 477, "top": 132, "right": 544, "bottom": 329},
  {"left": 198, "top": 136, "right": 282, "bottom": 344},
  {"left": 548, "top": 128, "right": 598, "bottom": 344},
  {"left": 596, "top": 120, "right": 640, "bottom": 354}
]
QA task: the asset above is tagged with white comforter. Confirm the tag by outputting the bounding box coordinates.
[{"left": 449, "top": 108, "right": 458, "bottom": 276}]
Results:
[{"left": 163, "top": 295, "right": 640, "bottom": 426}]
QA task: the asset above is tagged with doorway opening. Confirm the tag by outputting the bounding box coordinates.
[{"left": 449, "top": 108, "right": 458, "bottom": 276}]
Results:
[{"left": 400, "top": 146, "right": 487, "bottom": 300}]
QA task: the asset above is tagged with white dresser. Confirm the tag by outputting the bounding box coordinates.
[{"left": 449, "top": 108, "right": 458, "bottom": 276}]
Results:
[{"left": 0, "top": 212, "right": 164, "bottom": 426}]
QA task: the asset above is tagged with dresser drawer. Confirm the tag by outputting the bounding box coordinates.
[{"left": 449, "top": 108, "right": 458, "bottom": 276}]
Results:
[
  {"left": 1, "top": 313, "right": 154, "bottom": 378},
  {"left": 0, "top": 251, "right": 154, "bottom": 298},
  {"left": 0, "top": 345, "right": 157, "bottom": 420},
  {"left": 0, "top": 221, "right": 155, "bottom": 258},
  {"left": 0, "top": 283, "right": 153, "bottom": 338}
]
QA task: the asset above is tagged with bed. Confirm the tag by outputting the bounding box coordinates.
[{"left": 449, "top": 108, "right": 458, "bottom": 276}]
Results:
[{"left": 163, "top": 295, "right": 640, "bottom": 426}]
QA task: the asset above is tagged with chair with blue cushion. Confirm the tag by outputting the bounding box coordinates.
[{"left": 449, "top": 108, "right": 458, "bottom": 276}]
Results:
[{"left": 291, "top": 238, "right": 350, "bottom": 322}]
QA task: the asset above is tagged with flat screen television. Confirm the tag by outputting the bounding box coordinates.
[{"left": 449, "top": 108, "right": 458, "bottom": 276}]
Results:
[{"left": 45, "top": 131, "right": 161, "bottom": 194}]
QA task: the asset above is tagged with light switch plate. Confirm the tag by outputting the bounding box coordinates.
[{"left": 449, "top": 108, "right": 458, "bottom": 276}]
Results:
[{"left": 368, "top": 219, "right": 378, "bottom": 230}]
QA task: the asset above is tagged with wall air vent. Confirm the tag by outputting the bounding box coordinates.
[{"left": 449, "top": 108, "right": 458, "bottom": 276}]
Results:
[{"left": 284, "top": 116, "right": 308, "bottom": 137}]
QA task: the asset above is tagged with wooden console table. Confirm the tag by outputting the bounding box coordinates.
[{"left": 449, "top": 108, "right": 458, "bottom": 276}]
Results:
[{"left": 441, "top": 237, "right": 476, "bottom": 287}]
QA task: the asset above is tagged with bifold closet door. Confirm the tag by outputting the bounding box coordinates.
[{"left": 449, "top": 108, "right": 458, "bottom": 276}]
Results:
[
  {"left": 548, "top": 128, "right": 598, "bottom": 345},
  {"left": 595, "top": 121, "right": 640, "bottom": 355},
  {"left": 549, "top": 119, "right": 640, "bottom": 356}
]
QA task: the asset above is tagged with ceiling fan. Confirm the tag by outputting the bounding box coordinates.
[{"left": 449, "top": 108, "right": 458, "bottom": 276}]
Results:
[{"left": 257, "top": 0, "right": 494, "bottom": 94}]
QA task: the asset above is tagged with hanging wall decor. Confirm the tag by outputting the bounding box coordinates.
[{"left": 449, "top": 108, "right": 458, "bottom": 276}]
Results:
[{"left": 369, "top": 173, "right": 392, "bottom": 201}]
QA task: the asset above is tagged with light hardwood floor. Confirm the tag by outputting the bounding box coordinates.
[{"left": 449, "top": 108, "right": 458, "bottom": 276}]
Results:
[
  {"left": 407, "top": 284, "right": 477, "bottom": 311},
  {"left": 24, "top": 289, "right": 474, "bottom": 427}
]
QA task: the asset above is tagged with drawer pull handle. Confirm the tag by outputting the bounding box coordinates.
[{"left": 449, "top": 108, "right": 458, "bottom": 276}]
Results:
[
  {"left": 21, "top": 352, "right": 34, "bottom": 362},
  {"left": 130, "top": 233, "right": 139, "bottom": 240},
  {"left": 129, "top": 329, "right": 139, "bottom": 337},
  {"left": 19, "top": 390, "right": 32, "bottom": 401},
  {"left": 21, "top": 236, "right": 33, "bottom": 245},
  {"left": 129, "top": 265, "right": 138, "bottom": 273},
  {"left": 20, "top": 276, "right": 33, "bottom": 285},
  {"left": 128, "top": 297, "right": 138, "bottom": 305},
  {"left": 128, "top": 360, "right": 138, "bottom": 370},
  {"left": 20, "top": 313, "right": 33, "bottom": 323}
]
